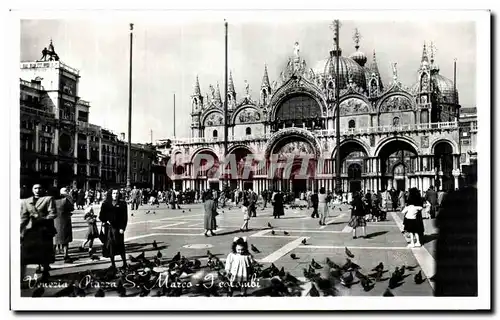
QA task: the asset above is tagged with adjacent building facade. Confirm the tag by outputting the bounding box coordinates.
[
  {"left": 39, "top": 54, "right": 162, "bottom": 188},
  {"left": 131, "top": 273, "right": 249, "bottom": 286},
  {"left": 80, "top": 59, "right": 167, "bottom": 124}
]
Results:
[
  {"left": 164, "top": 27, "right": 478, "bottom": 195},
  {"left": 20, "top": 41, "right": 166, "bottom": 191}
]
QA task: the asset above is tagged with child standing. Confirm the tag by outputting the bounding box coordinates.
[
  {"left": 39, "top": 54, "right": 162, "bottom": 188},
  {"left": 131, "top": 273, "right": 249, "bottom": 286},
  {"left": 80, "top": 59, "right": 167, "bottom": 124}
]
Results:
[
  {"left": 402, "top": 189, "right": 424, "bottom": 248},
  {"left": 240, "top": 198, "right": 250, "bottom": 232},
  {"left": 80, "top": 205, "right": 98, "bottom": 255},
  {"left": 224, "top": 237, "right": 255, "bottom": 296}
]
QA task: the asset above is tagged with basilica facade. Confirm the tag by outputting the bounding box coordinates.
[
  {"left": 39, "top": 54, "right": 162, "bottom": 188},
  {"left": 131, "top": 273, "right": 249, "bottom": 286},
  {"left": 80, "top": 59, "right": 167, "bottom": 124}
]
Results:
[{"left": 165, "top": 29, "right": 472, "bottom": 196}]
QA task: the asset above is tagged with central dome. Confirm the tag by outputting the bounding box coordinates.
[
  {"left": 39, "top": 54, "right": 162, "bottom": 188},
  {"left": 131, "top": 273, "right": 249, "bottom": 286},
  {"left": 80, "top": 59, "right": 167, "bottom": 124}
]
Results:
[{"left": 312, "top": 54, "right": 367, "bottom": 90}]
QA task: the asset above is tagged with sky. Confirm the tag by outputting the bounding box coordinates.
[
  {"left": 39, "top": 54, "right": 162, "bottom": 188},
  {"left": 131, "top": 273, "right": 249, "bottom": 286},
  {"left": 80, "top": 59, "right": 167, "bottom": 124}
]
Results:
[{"left": 20, "top": 18, "right": 476, "bottom": 143}]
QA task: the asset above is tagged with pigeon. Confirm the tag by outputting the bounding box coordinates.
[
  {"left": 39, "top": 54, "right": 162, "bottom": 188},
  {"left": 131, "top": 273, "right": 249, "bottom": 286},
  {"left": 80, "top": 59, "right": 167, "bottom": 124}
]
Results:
[
  {"left": 193, "top": 259, "right": 201, "bottom": 269},
  {"left": 189, "top": 209, "right": 191, "bottom": 212},
  {"left": 153, "top": 256, "right": 161, "bottom": 266},
  {"left": 308, "top": 283, "right": 320, "bottom": 297},
  {"left": 361, "top": 277, "right": 374, "bottom": 292},
  {"left": 153, "top": 240, "right": 158, "bottom": 249},
  {"left": 325, "top": 258, "right": 341, "bottom": 270},
  {"left": 284, "top": 231, "right": 289, "bottom": 236},
  {"left": 311, "top": 259, "right": 322, "bottom": 269},
  {"left": 222, "top": 210, "right": 224, "bottom": 214},
  {"left": 400, "top": 265, "right": 406, "bottom": 277},
  {"left": 207, "top": 250, "right": 214, "bottom": 259},
  {"left": 90, "top": 255, "right": 100, "bottom": 261},
  {"left": 251, "top": 244, "right": 260, "bottom": 253},
  {"left": 290, "top": 253, "right": 299, "bottom": 260},
  {"left": 153, "top": 211, "right": 156, "bottom": 215},
  {"left": 372, "top": 262, "right": 384, "bottom": 272},
  {"left": 157, "top": 250, "right": 162, "bottom": 259},
  {"left": 136, "top": 251, "right": 145, "bottom": 261},
  {"left": 182, "top": 210, "right": 185, "bottom": 213},
  {"left": 278, "top": 267, "right": 286, "bottom": 278},
  {"left": 340, "top": 271, "right": 354, "bottom": 287},
  {"left": 32, "top": 287, "right": 45, "bottom": 297},
  {"left": 383, "top": 288, "right": 394, "bottom": 297},
  {"left": 268, "top": 222, "right": 273, "bottom": 228},
  {"left": 369, "top": 269, "right": 384, "bottom": 282},
  {"left": 129, "top": 254, "right": 138, "bottom": 263},
  {"left": 172, "top": 252, "right": 181, "bottom": 262},
  {"left": 95, "top": 288, "right": 105, "bottom": 297},
  {"left": 271, "top": 230, "right": 276, "bottom": 235},
  {"left": 301, "top": 238, "right": 307, "bottom": 245},
  {"left": 146, "top": 210, "right": 150, "bottom": 214},
  {"left": 342, "top": 258, "right": 360, "bottom": 271},
  {"left": 339, "top": 208, "right": 342, "bottom": 211},
  {"left": 388, "top": 272, "right": 400, "bottom": 289},
  {"left": 131, "top": 213, "right": 134, "bottom": 216},
  {"left": 355, "top": 270, "right": 369, "bottom": 281},
  {"left": 414, "top": 270, "right": 424, "bottom": 284},
  {"left": 345, "top": 247, "right": 355, "bottom": 258}
]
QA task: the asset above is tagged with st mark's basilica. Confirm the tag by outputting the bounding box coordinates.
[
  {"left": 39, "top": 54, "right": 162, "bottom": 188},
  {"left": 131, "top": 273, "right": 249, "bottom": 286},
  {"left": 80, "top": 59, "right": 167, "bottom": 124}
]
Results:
[{"left": 164, "top": 27, "right": 471, "bottom": 197}]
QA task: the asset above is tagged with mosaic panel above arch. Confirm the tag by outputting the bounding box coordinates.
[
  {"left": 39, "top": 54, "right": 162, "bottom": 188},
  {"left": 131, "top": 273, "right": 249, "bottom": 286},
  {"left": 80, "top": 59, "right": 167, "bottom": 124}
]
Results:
[
  {"left": 234, "top": 108, "right": 262, "bottom": 124},
  {"left": 339, "top": 98, "right": 370, "bottom": 116},
  {"left": 274, "top": 140, "right": 315, "bottom": 159},
  {"left": 379, "top": 95, "right": 413, "bottom": 113},
  {"left": 203, "top": 112, "right": 224, "bottom": 126}
]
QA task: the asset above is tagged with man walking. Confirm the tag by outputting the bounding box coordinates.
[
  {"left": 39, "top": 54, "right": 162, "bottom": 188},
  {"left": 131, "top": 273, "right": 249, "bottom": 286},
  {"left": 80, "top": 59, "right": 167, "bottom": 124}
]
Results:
[{"left": 130, "top": 186, "right": 140, "bottom": 210}]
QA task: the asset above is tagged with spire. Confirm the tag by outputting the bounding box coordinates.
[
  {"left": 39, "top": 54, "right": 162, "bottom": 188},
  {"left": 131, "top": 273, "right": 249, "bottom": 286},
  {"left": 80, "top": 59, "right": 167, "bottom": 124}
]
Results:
[
  {"left": 193, "top": 75, "right": 201, "bottom": 96},
  {"left": 353, "top": 28, "right": 360, "bottom": 51},
  {"left": 228, "top": 71, "right": 235, "bottom": 94},
  {"left": 215, "top": 82, "right": 222, "bottom": 102},
  {"left": 329, "top": 20, "right": 342, "bottom": 57},
  {"left": 421, "top": 42, "right": 429, "bottom": 63},
  {"left": 429, "top": 41, "right": 440, "bottom": 73},
  {"left": 370, "top": 50, "right": 380, "bottom": 74},
  {"left": 261, "top": 64, "right": 271, "bottom": 89}
]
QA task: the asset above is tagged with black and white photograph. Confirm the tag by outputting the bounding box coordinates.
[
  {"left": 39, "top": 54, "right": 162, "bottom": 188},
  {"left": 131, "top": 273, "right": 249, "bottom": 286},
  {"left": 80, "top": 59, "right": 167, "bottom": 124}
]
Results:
[{"left": 8, "top": 8, "right": 491, "bottom": 311}]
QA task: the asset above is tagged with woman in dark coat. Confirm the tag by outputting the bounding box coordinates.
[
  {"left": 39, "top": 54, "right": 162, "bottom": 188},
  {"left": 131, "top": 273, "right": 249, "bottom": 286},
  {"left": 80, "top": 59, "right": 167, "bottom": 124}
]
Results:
[
  {"left": 54, "top": 187, "right": 74, "bottom": 263},
  {"left": 348, "top": 192, "right": 367, "bottom": 239},
  {"left": 99, "top": 189, "right": 128, "bottom": 272},
  {"left": 272, "top": 191, "right": 284, "bottom": 219},
  {"left": 203, "top": 191, "right": 218, "bottom": 236},
  {"left": 76, "top": 189, "right": 85, "bottom": 209}
]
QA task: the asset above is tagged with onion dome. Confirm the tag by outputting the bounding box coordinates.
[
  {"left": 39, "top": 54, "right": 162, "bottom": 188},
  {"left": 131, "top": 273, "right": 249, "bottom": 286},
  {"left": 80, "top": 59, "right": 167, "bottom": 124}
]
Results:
[
  {"left": 433, "top": 74, "right": 458, "bottom": 103},
  {"left": 312, "top": 55, "right": 367, "bottom": 90},
  {"left": 349, "top": 28, "right": 367, "bottom": 67}
]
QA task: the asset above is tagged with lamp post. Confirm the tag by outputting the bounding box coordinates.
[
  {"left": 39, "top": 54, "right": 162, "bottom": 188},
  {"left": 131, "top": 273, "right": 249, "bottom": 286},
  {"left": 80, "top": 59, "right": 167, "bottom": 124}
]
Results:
[{"left": 126, "top": 23, "right": 134, "bottom": 191}]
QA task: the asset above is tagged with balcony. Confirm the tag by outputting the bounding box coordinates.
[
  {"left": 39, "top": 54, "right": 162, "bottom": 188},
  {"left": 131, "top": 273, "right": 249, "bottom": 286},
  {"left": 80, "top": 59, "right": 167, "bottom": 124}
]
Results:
[
  {"left": 20, "top": 79, "right": 44, "bottom": 90},
  {"left": 170, "top": 121, "right": 459, "bottom": 145},
  {"left": 20, "top": 105, "right": 55, "bottom": 118},
  {"left": 77, "top": 120, "right": 101, "bottom": 131}
]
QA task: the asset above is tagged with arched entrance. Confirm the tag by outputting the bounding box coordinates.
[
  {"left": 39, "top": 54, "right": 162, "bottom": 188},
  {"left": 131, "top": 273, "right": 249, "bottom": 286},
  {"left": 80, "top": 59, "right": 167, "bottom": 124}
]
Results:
[
  {"left": 434, "top": 142, "right": 454, "bottom": 191},
  {"left": 332, "top": 140, "right": 369, "bottom": 193},
  {"left": 270, "top": 138, "right": 316, "bottom": 198},
  {"left": 272, "top": 94, "right": 325, "bottom": 130},
  {"left": 227, "top": 147, "right": 255, "bottom": 191},
  {"left": 192, "top": 149, "right": 220, "bottom": 191},
  {"left": 347, "top": 163, "right": 362, "bottom": 192},
  {"left": 378, "top": 140, "right": 418, "bottom": 191}
]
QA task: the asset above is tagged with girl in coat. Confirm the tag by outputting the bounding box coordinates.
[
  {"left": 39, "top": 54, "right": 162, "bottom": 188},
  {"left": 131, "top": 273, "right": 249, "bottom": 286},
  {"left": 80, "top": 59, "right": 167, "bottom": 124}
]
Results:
[
  {"left": 402, "top": 188, "right": 424, "bottom": 248},
  {"left": 80, "top": 205, "right": 99, "bottom": 254},
  {"left": 224, "top": 237, "right": 256, "bottom": 296}
]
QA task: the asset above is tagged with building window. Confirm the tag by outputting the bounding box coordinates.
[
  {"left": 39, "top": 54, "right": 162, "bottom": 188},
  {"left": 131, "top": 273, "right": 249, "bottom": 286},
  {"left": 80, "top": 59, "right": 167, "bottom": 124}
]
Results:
[
  {"left": 393, "top": 117, "right": 400, "bottom": 127},
  {"left": 246, "top": 127, "right": 252, "bottom": 135},
  {"left": 348, "top": 120, "right": 356, "bottom": 129},
  {"left": 133, "top": 161, "right": 137, "bottom": 169},
  {"left": 213, "top": 130, "right": 218, "bottom": 138}
]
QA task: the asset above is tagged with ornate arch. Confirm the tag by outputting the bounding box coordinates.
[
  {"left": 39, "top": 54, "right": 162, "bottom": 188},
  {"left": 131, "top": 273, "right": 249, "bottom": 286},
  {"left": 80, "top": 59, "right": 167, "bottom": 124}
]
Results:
[
  {"left": 227, "top": 144, "right": 257, "bottom": 156},
  {"left": 336, "top": 95, "right": 373, "bottom": 116},
  {"left": 230, "top": 105, "right": 263, "bottom": 125},
  {"left": 264, "top": 127, "right": 321, "bottom": 159},
  {"left": 374, "top": 136, "right": 420, "bottom": 157},
  {"left": 331, "top": 138, "right": 371, "bottom": 159},
  {"left": 268, "top": 76, "right": 327, "bottom": 122},
  {"left": 201, "top": 109, "right": 224, "bottom": 127},
  {"left": 431, "top": 138, "right": 459, "bottom": 154},
  {"left": 376, "top": 93, "right": 415, "bottom": 113},
  {"left": 190, "top": 147, "right": 220, "bottom": 163}
]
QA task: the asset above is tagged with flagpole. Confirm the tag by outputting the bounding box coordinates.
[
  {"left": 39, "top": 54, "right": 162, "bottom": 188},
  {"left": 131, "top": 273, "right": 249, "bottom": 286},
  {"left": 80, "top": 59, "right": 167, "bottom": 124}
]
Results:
[
  {"left": 126, "top": 23, "right": 134, "bottom": 191},
  {"left": 173, "top": 93, "right": 176, "bottom": 137},
  {"left": 223, "top": 20, "right": 228, "bottom": 189},
  {"left": 335, "top": 20, "right": 342, "bottom": 195}
]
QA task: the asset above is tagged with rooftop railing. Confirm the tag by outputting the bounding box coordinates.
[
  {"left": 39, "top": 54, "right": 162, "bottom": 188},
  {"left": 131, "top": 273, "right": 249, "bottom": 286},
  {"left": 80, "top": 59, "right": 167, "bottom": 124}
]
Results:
[{"left": 20, "top": 60, "right": 80, "bottom": 75}]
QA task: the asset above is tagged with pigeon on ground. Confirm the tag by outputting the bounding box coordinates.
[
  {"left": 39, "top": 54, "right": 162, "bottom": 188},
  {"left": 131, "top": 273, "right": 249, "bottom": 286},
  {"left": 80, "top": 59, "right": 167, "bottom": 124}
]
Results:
[
  {"left": 153, "top": 211, "right": 156, "bottom": 215},
  {"left": 284, "top": 231, "right": 289, "bottom": 236},
  {"left": 271, "top": 230, "right": 275, "bottom": 235},
  {"left": 146, "top": 210, "right": 150, "bottom": 214},
  {"left": 251, "top": 244, "right": 260, "bottom": 253},
  {"left": 157, "top": 250, "right": 162, "bottom": 259},
  {"left": 311, "top": 259, "right": 322, "bottom": 269},
  {"left": 290, "top": 253, "right": 299, "bottom": 260},
  {"left": 325, "top": 258, "right": 341, "bottom": 270},
  {"left": 278, "top": 267, "right": 286, "bottom": 278},
  {"left": 131, "top": 213, "right": 134, "bottom": 217},
  {"left": 182, "top": 210, "right": 185, "bottom": 213},
  {"left": 95, "top": 288, "right": 105, "bottom": 297},
  {"left": 189, "top": 209, "right": 191, "bottom": 212},
  {"left": 172, "top": 252, "right": 181, "bottom": 262},
  {"left": 207, "top": 250, "right": 214, "bottom": 259},
  {"left": 414, "top": 270, "right": 424, "bottom": 284},
  {"left": 268, "top": 222, "right": 273, "bottom": 228},
  {"left": 369, "top": 269, "right": 384, "bottom": 282},
  {"left": 339, "top": 208, "right": 342, "bottom": 211},
  {"left": 308, "top": 283, "right": 320, "bottom": 297},
  {"left": 372, "top": 262, "right": 384, "bottom": 272},
  {"left": 388, "top": 272, "right": 400, "bottom": 289},
  {"left": 361, "top": 277, "right": 374, "bottom": 292},
  {"left": 129, "top": 254, "right": 138, "bottom": 263},
  {"left": 383, "top": 288, "right": 394, "bottom": 296},
  {"left": 345, "top": 247, "right": 355, "bottom": 258},
  {"left": 340, "top": 271, "right": 354, "bottom": 287},
  {"left": 153, "top": 240, "right": 158, "bottom": 249},
  {"left": 301, "top": 238, "right": 307, "bottom": 245}
]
